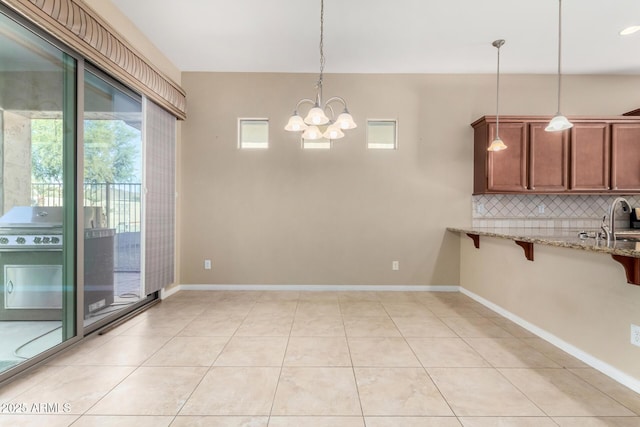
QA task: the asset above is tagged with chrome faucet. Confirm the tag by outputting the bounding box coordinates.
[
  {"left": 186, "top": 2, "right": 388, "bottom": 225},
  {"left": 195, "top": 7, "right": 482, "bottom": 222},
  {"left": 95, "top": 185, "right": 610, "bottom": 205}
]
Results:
[
  {"left": 600, "top": 215, "right": 611, "bottom": 243},
  {"left": 604, "top": 197, "right": 631, "bottom": 245}
]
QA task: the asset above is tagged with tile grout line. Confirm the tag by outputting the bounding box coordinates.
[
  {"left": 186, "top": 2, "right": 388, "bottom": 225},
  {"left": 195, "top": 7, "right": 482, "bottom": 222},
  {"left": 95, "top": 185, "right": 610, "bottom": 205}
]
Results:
[
  {"left": 173, "top": 295, "right": 257, "bottom": 419},
  {"left": 266, "top": 296, "right": 299, "bottom": 423},
  {"left": 565, "top": 368, "right": 640, "bottom": 416},
  {"left": 383, "top": 299, "right": 460, "bottom": 421},
  {"left": 63, "top": 305, "right": 187, "bottom": 421},
  {"left": 340, "top": 298, "right": 367, "bottom": 422}
]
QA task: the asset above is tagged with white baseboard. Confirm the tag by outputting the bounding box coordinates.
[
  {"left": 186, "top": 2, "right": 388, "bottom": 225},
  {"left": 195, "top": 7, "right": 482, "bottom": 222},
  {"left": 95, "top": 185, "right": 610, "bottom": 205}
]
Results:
[
  {"left": 178, "top": 284, "right": 461, "bottom": 292},
  {"left": 159, "top": 284, "right": 181, "bottom": 299},
  {"left": 460, "top": 287, "right": 640, "bottom": 394}
]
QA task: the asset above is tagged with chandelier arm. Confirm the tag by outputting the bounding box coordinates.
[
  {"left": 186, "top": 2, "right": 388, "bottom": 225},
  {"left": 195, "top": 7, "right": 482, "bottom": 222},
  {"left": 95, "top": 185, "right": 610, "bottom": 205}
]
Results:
[
  {"left": 323, "top": 104, "right": 336, "bottom": 121},
  {"left": 325, "top": 96, "right": 348, "bottom": 111},
  {"left": 295, "top": 98, "right": 316, "bottom": 112}
]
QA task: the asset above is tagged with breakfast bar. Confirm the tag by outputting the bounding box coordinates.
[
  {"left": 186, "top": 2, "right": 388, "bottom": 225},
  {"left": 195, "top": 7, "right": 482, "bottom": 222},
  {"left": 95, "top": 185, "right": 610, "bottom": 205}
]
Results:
[{"left": 449, "top": 227, "right": 640, "bottom": 286}]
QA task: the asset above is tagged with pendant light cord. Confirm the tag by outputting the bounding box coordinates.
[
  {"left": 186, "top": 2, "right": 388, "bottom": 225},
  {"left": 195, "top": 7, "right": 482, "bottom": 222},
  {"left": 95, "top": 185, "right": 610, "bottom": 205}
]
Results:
[
  {"left": 492, "top": 39, "right": 505, "bottom": 139},
  {"left": 496, "top": 43, "right": 501, "bottom": 138},
  {"left": 556, "top": 0, "right": 562, "bottom": 114}
]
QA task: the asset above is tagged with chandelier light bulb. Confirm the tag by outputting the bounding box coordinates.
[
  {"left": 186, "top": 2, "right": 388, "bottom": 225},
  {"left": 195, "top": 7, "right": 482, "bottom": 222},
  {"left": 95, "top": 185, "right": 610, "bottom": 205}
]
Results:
[
  {"left": 302, "top": 125, "right": 323, "bottom": 140},
  {"left": 323, "top": 123, "right": 345, "bottom": 140},
  {"left": 304, "top": 107, "right": 330, "bottom": 125},
  {"left": 336, "top": 112, "right": 357, "bottom": 130}
]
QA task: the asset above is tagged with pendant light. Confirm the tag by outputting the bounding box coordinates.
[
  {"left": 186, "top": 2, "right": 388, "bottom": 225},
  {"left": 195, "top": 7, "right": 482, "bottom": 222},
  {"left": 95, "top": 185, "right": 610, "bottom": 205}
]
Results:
[
  {"left": 488, "top": 39, "right": 507, "bottom": 152},
  {"left": 545, "top": 0, "right": 573, "bottom": 132},
  {"left": 284, "top": 0, "right": 357, "bottom": 140}
]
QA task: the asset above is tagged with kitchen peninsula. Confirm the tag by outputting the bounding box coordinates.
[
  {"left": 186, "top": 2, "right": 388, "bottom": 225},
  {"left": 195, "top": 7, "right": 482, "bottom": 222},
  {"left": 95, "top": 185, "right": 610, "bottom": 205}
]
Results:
[
  {"left": 449, "top": 226, "right": 640, "bottom": 285},
  {"left": 452, "top": 222, "right": 640, "bottom": 394}
]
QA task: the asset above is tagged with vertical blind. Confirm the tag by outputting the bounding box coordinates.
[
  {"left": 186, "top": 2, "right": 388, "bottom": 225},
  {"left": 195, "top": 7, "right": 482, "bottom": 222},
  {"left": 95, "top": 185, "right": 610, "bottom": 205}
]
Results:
[{"left": 144, "top": 98, "right": 176, "bottom": 294}]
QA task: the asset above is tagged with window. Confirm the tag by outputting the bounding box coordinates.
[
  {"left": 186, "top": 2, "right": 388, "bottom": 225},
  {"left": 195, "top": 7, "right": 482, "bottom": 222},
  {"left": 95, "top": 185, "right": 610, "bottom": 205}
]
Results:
[
  {"left": 367, "top": 119, "right": 397, "bottom": 150},
  {"left": 302, "top": 137, "right": 331, "bottom": 150},
  {"left": 239, "top": 119, "right": 269, "bottom": 149}
]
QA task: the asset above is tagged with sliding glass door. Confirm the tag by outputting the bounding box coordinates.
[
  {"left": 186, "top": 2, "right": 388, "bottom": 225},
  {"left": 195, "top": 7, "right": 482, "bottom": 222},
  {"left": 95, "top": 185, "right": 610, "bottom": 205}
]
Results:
[
  {"left": 0, "top": 11, "right": 76, "bottom": 374},
  {"left": 0, "top": 4, "right": 164, "bottom": 381},
  {"left": 83, "top": 69, "right": 143, "bottom": 328}
]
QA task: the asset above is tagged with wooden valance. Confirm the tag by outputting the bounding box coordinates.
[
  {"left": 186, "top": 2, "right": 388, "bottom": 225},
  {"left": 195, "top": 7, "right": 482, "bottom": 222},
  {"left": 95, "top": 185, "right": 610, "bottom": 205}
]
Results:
[{"left": 2, "top": 0, "right": 186, "bottom": 120}]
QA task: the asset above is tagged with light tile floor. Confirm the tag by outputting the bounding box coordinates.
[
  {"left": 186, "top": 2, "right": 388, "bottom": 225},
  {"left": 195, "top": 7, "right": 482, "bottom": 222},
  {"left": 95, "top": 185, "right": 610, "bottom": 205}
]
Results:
[{"left": 0, "top": 290, "right": 639, "bottom": 426}]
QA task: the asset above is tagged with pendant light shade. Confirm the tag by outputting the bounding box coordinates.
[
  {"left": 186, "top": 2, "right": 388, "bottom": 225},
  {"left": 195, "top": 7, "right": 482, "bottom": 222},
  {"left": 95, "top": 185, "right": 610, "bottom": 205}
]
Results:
[
  {"left": 546, "top": 0, "right": 573, "bottom": 132},
  {"left": 488, "top": 137, "right": 508, "bottom": 152},
  {"left": 323, "top": 123, "right": 345, "bottom": 140},
  {"left": 488, "top": 39, "right": 507, "bottom": 152},
  {"left": 336, "top": 111, "right": 357, "bottom": 130},
  {"left": 545, "top": 114, "right": 573, "bottom": 132},
  {"left": 285, "top": 113, "right": 308, "bottom": 131},
  {"left": 304, "top": 106, "right": 330, "bottom": 125},
  {"left": 302, "top": 125, "right": 323, "bottom": 140}
]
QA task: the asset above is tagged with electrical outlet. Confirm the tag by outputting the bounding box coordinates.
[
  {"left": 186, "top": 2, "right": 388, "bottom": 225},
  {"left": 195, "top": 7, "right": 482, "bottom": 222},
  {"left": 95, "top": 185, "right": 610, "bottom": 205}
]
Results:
[
  {"left": 204, "top": 259, "right": 212, "bottom": 270},
  {"left": 392, "top": 261, "right": 399, "bottom": 271},
  {"left": 538, "top": 204, "right": 545, "bottom": 214},
  {"left": 631, "top": 324, "right": 640, "bottom": 347},
  {"left": 476, "top": 203, "right": 485, "bottom": 214}
]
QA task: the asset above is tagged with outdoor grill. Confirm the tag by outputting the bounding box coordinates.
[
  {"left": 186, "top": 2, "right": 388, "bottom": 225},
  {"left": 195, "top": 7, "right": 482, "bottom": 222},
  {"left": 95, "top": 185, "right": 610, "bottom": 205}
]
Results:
[{"left": 0, "top": 206, "right": 115, "bottom": 321}]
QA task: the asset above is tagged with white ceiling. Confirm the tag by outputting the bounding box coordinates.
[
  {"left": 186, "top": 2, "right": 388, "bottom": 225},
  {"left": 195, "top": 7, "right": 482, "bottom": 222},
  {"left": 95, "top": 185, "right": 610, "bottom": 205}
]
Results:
[{"left": 111, "top": 0, "right": 640, "bottom": 75}]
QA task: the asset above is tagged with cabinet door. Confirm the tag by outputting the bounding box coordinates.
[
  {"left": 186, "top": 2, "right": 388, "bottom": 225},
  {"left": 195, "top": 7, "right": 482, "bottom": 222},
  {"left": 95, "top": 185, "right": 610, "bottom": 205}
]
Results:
[
  {"left": 529, "top": 123, "right": 569, "bottom": 191},
  {"left": 570, "top": 123, "right": 610, "bottom": 191},
  {"left": 611, "top": 124, "right": 640, "bottom": 191},
  {"left": 487, "top": 122, "right": 527, "bottom": 192}
]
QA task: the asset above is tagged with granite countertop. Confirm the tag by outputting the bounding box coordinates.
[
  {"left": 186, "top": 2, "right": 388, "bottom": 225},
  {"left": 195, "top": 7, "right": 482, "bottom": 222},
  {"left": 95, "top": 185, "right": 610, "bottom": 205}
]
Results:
[{"left": 447, "top": 226, "right": 640, "bottom": 258}]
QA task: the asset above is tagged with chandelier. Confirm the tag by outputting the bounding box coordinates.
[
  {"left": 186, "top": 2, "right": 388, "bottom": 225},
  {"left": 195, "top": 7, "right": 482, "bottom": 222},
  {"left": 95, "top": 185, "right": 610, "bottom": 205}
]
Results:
[{"left": 284, "top": 0, "right": 357, "bottom": 140}]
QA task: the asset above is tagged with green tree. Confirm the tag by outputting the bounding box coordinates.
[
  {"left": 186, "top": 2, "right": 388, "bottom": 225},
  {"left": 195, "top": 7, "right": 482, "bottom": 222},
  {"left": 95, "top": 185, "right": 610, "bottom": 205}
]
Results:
[
  {"left": 31, "top": 119, "right": 64, "bottom": 183},
  {"left": 31, "top": 119, "right": 140, "bottom": 183}
]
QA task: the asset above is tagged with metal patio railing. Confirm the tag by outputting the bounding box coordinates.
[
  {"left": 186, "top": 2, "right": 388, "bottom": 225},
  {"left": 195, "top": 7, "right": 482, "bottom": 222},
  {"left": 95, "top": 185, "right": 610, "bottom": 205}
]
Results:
[
  {"left": 32, "top": 182, "right": 141, "bottom": 232},
  {"left": 32, "top": 182, "right": 142, "bottom": 272}
]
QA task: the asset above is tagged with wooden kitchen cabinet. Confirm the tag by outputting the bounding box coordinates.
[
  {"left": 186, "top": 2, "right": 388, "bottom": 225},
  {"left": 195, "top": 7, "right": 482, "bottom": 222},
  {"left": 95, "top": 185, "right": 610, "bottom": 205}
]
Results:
[
  {"left": 472, "top": 115, "right": 640, "bottom": 194},
  {"left": 529, "top": 123, "right": 569, "bottom": 191},
  {"left": 611, "top": 123, "right": 640, "bottom": 191},
  {"left": 475, "top": 122, "right": 527, "bottom": 192},
  {"left": 570, "top": 123, "right": 610, "bottom": 191}
]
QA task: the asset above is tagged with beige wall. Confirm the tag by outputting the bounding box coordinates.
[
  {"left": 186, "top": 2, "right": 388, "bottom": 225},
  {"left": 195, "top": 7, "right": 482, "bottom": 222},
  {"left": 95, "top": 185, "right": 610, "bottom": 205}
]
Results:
[
  {"left": 179, "top": 72, "right": 640, "bottom": 286},
  {"left": 459, "top": 234, "right": 640, "bottom": 384}
]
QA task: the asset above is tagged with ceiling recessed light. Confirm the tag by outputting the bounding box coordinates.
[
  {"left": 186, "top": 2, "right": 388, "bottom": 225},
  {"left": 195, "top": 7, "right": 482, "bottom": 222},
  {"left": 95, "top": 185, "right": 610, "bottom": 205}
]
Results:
[{"left": 620, "top": 25, "right": 640, "bottom": 36}]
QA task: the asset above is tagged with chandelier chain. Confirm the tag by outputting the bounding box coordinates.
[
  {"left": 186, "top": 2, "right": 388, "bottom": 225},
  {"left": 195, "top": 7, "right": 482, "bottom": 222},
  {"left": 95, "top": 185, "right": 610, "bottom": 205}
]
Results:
[{"left": 317, "top": 0, "right": 325, "bottom": 92}]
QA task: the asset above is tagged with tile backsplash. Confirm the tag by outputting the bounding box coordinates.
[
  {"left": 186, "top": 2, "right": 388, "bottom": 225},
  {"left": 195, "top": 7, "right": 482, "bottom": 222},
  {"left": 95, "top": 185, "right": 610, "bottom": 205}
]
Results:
[{"left": 472, "top": 194, "right": 640, "bottom": 229}]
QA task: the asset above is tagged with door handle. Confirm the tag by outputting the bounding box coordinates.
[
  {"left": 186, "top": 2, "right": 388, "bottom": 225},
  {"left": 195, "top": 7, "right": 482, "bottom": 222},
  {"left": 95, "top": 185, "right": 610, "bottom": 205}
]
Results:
[{"left": 7, "top": 280, "right": 13, "bottom": 294}]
